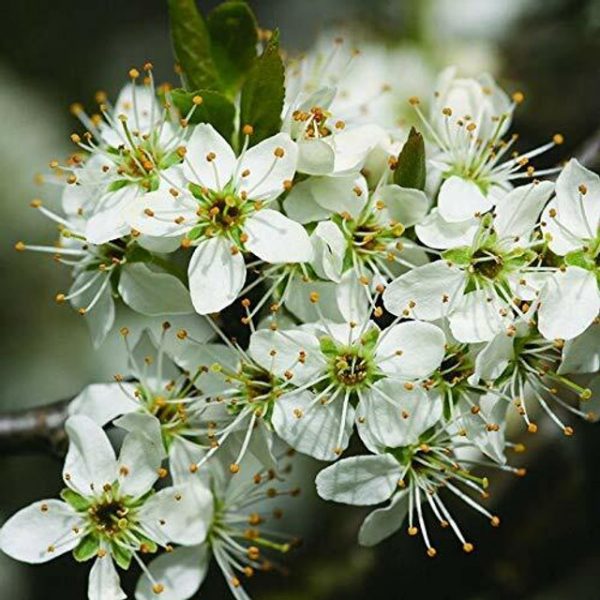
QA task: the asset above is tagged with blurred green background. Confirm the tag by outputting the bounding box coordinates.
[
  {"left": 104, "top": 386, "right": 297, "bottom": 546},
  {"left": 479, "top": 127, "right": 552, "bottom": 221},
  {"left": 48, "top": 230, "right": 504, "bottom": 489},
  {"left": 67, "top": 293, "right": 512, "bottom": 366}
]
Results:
[{"left": 1, "top": 0, "right": 600, "bottom": 598}]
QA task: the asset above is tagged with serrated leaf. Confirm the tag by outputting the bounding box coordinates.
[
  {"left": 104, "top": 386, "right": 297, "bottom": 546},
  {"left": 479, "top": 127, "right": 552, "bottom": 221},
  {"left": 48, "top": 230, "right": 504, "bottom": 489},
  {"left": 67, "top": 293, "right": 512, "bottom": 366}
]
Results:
[
  {"left": 207, "top": 1, "right": 258, "bottom": 94},
  {"left": 239, "top": 33, "right": 285, "bottom": 147},
  {"left": 170, "top": 88, "right": 235, "bottom": 142},
  {"left": 73, "top": 534, "right": 100, "bottom": 563},
  {"left": 394, "top": 127, "right": 426, "bottom": 191},
  {"left": 168, "top": 0, "right": 220, "bottom": 91}
]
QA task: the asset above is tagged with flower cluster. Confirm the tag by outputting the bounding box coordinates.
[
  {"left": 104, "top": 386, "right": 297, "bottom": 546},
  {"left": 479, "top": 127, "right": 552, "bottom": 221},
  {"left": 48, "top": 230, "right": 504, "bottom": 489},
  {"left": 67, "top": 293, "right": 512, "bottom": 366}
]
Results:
[{"left": 4, "top": 2, "right": 600, "bottom": 598}]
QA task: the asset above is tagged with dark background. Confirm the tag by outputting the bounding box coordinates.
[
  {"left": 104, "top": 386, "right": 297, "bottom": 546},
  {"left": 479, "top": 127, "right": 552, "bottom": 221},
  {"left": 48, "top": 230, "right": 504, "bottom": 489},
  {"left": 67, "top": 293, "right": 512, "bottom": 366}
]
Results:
[{"left": 1, "top": 0, "right": 600, "bottom": 598}]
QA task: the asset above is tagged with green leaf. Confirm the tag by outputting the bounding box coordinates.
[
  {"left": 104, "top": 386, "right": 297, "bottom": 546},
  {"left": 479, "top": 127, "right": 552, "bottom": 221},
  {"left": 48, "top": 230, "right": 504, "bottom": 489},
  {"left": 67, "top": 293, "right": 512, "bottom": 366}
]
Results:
[
  {"left": 442, "top": 247, "right": 472, "bottom": 266},
  {"left": 168, "top": 0, "right": 220, "bottom": 91},
  {"left": 60, "top": 488, "right": 91, "bottom": 511},
  {"left": 170, "top": 88, "right": 235, "bottom": 142},
  {"left": 73, "top": 534, "right": 100, "bottom": 563},
  {"left": 207, "top": 1, "right": 258, "bottom": 94},
  {"left": 238, "top": 32, "right": 285, "bottom": 147},
  {"left": 394, "top": 127, "right": 426, "bottom": 191}
]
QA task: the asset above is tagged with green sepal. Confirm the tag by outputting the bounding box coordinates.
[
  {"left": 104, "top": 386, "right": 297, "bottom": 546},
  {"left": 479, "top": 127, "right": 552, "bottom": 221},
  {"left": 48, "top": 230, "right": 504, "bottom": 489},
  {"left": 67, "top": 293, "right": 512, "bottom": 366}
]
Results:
[
  {"left": 170, "top": 88, "right": 235, "bottom": 142},
  {"left": 442, "top": 246, "right": 472, "bottom": 266},
  {"left": 360, "top": 327, "right": 380, "bottom": 352},
  {"left": 110, "top": 541, "right": 133, "bottom": 570},
  {"left": 189, "top": 182, "right": 206, "bottom": 199},
  {"left": 187, "top": 225, "right": 204, "bottom": 241},
  {"left": 238, "top": 31, "right": 285, "bottom": 148},
  {"left": 124, "top": 244, "right": 153, "bottom": 264},
  {"left": 159, "top": 150, "right": 184, "bottom": 171},
  {"left": 319, "top": 336, "right": 338, "bottom": 357},
  {"left": 168, "top": 0, "right": 220, "bottom": 91},
  {"left": 207, "top": 1, "right": 258, "bottom": 95},
  {"left": 73, "top": 534, "right": 100, "bottom": 563},
  {"left": 393, "top": 127, "right": 426, "bottom": 191},
  {"left": 60, "top": 488, "right": 91, "bottom": 511},
  {"left": 565, "top": 249, "right": 593, "bottom": 271},
  {"left": 107, "top": 179, "right": 131, "bottom": 193}
]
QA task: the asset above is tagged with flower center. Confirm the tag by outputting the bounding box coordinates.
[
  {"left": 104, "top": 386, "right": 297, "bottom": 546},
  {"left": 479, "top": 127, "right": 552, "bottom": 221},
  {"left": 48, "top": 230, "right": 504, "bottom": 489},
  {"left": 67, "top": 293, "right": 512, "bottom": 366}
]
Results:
[
  {"left": 349, "top": 218, "right": 404, "bottom": 262},
  {"left": 332, "top": 350, "right": 373, "bottom": 389},
  {"left": 294, "top": 106, "right": 332, "bottom": 139},
  {"left": 470, "top": 248, "right": 504, "bottom": 280},
  {"left": 89, "top": 498, "right": 130, "bottom": 536}
]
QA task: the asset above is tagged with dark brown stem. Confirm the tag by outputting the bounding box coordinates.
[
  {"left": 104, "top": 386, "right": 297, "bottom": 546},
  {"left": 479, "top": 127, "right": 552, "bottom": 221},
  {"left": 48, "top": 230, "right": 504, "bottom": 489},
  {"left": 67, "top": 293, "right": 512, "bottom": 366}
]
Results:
[
  {"left": 0, "top": 399, "right": 71, "bottom": 456},
  {"left": 576, "top": 126, "right": 600, "bottom": 168}
]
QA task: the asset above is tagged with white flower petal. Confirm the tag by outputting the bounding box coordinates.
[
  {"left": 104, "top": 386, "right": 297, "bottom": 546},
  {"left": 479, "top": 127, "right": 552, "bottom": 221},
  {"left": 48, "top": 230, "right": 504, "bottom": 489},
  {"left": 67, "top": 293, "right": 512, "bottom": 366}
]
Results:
[
  {"left": 135, "top": 545, "right": 208, "bottom": 600},
  {"left": 138, "top": 483, "right": 213, "bottom": 546},
  {"left": 357, "top": 384, "right": 443, "bottom": 449},
  {"left": 117, "top": 429, "right": 163, "bottom": 498},
  {"left": 376, "top": 321, "right": 446, "bottom": 379},
  {"left": 336, "top": 269, "right": 371, "bottom": 323},
  {"left": 85, "top": 186, "right": 139, "bottom": 244},
  {"left": 69, "top": 271, "right": 115, "bottom": 350},
  {"left": 494, "top": 181, "right": 554, "bottom": 241},
  {"left": 248, "top": 329, "right": 324, "bottom": 386},
  {"left": 188, "top": 237, "right": 246, "bottom": 314},
  {"left": 472, "top": 332, "right": 514, "bottom": 382},
  {"left": 358, "top": 491, "right": 409, "bottom": 547},
  {"left": 312, "top": 175, "right": 368, "bottom": 219},
  {"left": 310, "top": 221, "right": 345, "bottom": 282},
  {"left": 416, "top": 208, "right": 478, "bottom": 249},
  {"left": 63, "top": 415, "right": 118, "bottom": 496},
  {"left": 88, "top": 556, "right": 126, "bottom": 600},
  {"left": 119, "top": 263, "right": 194, "bottom": 316},
  {"left": 379, "top": 185, "right": 429, "bottom": 227},
  {"left": 541, "top": 200, "right": 581, "bottom": 256},
  {"left": 559, "top": 323, "right": 600, "bottom": 374},
  {"left": 449, "top": 289, "right": 510, "bottom": 343},
  {"left": 282, "top": 177, "right": 334, "bottom": 223},
  {"left": 555, "top": 159, "right": 600, "bottom": 240},
  {"left": 168, "top": 437, "right": 209, "bottom": 487},
  {"left": 272, "top": 390, "right": 354, "bottom": 461},
  {"left": 244, "top": 209, "right": 313, "bottom": 264},
  {"left": 538, "top": 267, "right": 600, "bottom": 340},
  {"left": 237, "top": 133, "right": 298, "bottom": 200},
  {"left": 383, "top": 260, "right": 466, "bottom": 321},
  {"left": 296, "top": 138, "right": 335, "bottom": 175},
  {"left": 315, "top": 454, "right": 401, "bottom": 505},
  {"left": 330, "top": 124, "right": 384, "bottom": 175},
  {"left": 125, "top": 190, "right": 196, "bottom": 238},
  {"left": 68, "top": 382, "right": 138, "bottom": 426},
  {"left": 438, "top": 176, "right": 493, "bottom": 223},
  {"left": 0, "top": 500, "right": 83, "bottom": 564},
  {"left": 284, "top": 277, "right": 344, "bottom": 322},
  {"left": 183, "top": 124, "right": 236, "bottom": 190},
  {"left": 452, "top": 394, "right": 507, "bottom": 464}
]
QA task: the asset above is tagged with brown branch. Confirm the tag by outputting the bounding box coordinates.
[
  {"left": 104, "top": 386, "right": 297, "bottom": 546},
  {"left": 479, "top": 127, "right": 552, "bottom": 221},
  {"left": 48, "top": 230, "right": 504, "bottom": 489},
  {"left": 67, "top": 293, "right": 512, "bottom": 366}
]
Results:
[
  {"left": 0, "top": 399, "right": 71, "bottom": 456},
  {"left": 576, "top": 126, "right": 600, "bottom": 168}
]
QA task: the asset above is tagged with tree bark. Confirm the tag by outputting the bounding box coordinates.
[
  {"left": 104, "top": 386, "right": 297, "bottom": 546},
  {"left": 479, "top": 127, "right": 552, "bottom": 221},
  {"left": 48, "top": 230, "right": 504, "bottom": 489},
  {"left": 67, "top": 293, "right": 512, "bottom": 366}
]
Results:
[{"left": 0, "top": 399, "right": 71, "bottom": 456}]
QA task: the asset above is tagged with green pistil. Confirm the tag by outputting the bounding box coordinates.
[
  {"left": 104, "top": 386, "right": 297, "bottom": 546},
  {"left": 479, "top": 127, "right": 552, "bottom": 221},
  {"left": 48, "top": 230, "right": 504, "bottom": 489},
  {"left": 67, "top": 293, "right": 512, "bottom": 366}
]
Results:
[{"left": 348, "top": 218, "right": 405, "bottom": 262}]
